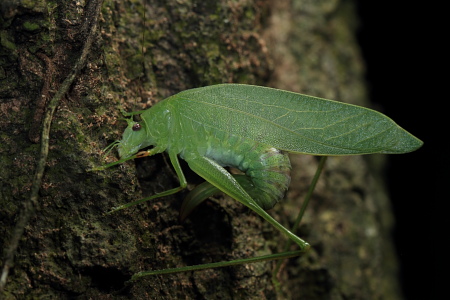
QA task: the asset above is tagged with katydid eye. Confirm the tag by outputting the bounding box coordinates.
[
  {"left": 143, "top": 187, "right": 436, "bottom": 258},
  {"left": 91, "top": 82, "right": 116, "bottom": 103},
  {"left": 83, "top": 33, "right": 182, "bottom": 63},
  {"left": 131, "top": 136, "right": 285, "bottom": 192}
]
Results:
[{"left": 132, "top": 123, "right": 142, "bottom": 131}]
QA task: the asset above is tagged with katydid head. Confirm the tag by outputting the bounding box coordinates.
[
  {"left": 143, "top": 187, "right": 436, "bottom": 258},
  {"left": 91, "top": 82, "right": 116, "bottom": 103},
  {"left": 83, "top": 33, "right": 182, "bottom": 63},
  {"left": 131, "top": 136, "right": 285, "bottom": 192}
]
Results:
[{"left": 117, "top": 117, "right": 154, "bottom": 159}]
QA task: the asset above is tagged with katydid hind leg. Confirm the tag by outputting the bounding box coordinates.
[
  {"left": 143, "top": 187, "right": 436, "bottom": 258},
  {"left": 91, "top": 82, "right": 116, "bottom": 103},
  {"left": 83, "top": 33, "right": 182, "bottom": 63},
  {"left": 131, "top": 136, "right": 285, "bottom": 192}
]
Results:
[
  {"left": 185, "top": 155, "right": 310, "bottom": 250},
  {"left": 180, "top": 174, "right": 268, "bottom": 221}
]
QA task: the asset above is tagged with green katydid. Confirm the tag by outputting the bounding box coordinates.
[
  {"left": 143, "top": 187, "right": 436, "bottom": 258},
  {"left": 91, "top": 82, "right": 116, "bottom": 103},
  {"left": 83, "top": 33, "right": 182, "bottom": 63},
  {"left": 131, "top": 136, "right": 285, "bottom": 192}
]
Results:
[{"left": 97, "top": 84, "right": 422, "bottom": 280}]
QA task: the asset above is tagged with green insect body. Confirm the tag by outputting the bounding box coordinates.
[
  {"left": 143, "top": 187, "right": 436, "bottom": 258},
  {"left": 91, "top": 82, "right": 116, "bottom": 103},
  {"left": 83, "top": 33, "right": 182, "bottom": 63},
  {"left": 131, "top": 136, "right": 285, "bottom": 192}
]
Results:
[
  {"left": 103, "top": 83, "right": 423, "bottom": 278},
  {"left": 187, "top": 131, "right": 292, "bottom": 210},
  {"left": 116, "top": 86, "right": 301, "bottom": 246},
  {"left": 123, "top": 113, "right": 292, "bottom": 212}
]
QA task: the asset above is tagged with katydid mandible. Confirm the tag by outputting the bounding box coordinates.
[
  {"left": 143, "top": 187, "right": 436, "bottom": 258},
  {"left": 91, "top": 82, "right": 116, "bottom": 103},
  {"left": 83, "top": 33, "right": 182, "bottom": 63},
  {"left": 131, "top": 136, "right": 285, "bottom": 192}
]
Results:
[{"left": 98, "top": 84, "right": 423, "bottom": 279}]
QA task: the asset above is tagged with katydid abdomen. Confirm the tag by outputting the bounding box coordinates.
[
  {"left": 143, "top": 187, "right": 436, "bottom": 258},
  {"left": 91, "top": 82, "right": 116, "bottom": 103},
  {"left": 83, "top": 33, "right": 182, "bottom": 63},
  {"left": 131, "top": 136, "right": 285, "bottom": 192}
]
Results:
[{"left": 179, "top": 129, "right": 291, "bottom": 212}]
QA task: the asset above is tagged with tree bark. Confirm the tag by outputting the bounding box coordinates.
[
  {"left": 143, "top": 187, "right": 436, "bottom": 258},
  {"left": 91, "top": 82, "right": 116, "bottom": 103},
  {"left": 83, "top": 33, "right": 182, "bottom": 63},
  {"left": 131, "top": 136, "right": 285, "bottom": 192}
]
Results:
[{"left": 1, "top": 0, "right": 402, "bottom": 299}]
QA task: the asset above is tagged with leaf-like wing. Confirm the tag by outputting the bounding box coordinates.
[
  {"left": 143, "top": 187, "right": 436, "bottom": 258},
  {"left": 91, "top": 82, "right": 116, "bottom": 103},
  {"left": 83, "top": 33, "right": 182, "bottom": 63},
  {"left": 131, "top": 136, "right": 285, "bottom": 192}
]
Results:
[{"left": 171, "top": 84, "right": 422, "bottom": 155}]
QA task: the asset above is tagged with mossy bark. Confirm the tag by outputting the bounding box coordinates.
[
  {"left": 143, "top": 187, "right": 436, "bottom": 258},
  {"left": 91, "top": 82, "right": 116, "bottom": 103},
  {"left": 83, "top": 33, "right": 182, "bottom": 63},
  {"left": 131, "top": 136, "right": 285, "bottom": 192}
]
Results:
[{"left": 1, "top": 0, "right": 402, "bottom": 299}]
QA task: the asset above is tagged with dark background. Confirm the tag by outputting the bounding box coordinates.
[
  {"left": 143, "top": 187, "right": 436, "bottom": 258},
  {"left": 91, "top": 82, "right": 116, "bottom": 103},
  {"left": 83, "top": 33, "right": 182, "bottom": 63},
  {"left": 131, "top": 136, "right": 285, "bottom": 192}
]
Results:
[{"left": 356, "top": 3, "right": 446, "bottom": 299}]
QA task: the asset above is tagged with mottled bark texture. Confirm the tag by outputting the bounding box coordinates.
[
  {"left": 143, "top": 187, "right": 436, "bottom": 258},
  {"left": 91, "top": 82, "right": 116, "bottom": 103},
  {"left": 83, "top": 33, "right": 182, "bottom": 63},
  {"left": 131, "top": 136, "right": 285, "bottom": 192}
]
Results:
[{"left": 1, "top": 0, "right": 402, "bottom": 299}]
